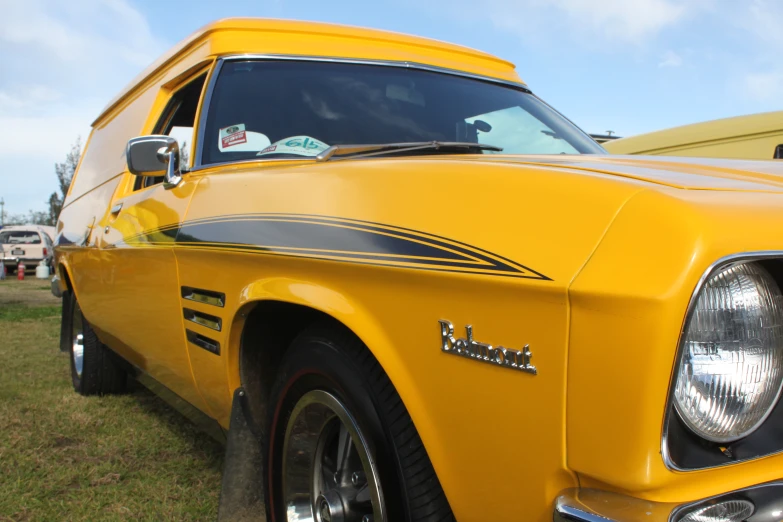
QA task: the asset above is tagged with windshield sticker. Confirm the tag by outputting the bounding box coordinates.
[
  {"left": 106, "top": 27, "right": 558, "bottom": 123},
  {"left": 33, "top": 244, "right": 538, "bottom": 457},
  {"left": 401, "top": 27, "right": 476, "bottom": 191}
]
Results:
[
  {"left": 257, "top": 136, "right": 329, "bottom": 157},
  {"left": 218, "top": 124, "right": 271, "bottom": 152},
  {"left": 220, "top": 124, "right": 247, "bottom": 149}
]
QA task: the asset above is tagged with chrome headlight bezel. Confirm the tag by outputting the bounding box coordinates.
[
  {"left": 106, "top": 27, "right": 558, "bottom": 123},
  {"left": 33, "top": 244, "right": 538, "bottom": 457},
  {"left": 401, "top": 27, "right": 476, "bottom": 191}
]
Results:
[{"left": 663, "top": 252, "right": 783, "bottom": 470}]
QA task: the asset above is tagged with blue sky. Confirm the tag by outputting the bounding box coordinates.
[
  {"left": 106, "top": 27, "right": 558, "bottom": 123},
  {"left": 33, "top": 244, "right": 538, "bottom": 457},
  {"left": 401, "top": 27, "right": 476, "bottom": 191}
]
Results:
[{"left": 1, "top": 0, "right": 781, "bottom": 215}]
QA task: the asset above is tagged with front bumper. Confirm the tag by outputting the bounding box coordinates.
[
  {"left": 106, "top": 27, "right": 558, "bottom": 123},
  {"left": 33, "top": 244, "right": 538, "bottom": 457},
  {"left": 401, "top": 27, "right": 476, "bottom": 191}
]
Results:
[
  {"left": 2, "top": 256, "right": 45, "bottom": 266},
  {"left": 555, "top": 481, "right": 783, "bottom": 521}
]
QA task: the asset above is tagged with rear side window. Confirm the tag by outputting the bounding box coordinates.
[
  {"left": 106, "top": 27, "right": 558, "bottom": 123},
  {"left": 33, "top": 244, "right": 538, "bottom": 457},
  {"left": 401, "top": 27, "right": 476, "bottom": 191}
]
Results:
[
  {"left": 135, "top": 74, "right": 207, "bottom": 190},
  {"left": 0, "top": 231, "right": 42, "bottom": 244},
  {"left": 775, "top": 145, "right": 782, "bottom": 159}
]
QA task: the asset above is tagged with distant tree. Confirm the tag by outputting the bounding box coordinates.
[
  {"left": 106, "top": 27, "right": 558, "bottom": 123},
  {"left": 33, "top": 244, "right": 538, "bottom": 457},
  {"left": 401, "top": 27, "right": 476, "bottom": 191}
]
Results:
[
  {"left": 5, "top": 213, "right": 27, "bottom": 226},
  {"left": 27, "top": 210, "right": 50, "bottom": 225},
  {"left": 47, "top": 138, "right": 82, "bottom": 226},
  {"left": 5, "top": 210, "right": 49, "bottom": 226},
  {"left": 47, "top": 193, "right": 61, "bottom": 225}
]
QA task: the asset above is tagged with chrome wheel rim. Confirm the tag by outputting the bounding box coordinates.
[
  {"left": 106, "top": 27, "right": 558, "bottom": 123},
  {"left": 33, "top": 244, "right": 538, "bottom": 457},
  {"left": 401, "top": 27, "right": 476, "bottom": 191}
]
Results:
[
  {"left": 282, "top": 390, "right": 384, "bottom": 522},
  {"left": 71, "top": 301, "right": 84, "bottom": 378}
]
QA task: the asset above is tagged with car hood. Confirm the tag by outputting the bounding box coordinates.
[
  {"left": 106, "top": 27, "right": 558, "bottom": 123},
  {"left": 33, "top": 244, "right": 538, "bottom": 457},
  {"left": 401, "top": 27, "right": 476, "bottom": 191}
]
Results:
[{"left": 460, "top": 154, "right": 783, "bottom": 192}]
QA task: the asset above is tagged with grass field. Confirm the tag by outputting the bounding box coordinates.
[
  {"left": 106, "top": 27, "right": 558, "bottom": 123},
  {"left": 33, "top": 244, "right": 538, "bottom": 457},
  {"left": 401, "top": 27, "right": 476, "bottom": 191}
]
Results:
[{"left": 0, "top": 279, "right": 224, "bottom": 521}]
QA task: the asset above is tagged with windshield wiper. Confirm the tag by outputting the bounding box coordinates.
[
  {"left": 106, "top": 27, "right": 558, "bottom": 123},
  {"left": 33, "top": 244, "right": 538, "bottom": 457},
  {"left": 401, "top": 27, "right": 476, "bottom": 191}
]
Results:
[{"left": 315, "top": 141, "right": 503, "bottom": 162}]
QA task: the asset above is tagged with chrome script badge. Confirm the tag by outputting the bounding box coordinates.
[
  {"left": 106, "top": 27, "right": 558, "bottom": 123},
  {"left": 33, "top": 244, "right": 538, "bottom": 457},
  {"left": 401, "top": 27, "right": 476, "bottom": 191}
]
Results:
[{"left": 438, "top": 320, "right": 537, "bottom": 375}]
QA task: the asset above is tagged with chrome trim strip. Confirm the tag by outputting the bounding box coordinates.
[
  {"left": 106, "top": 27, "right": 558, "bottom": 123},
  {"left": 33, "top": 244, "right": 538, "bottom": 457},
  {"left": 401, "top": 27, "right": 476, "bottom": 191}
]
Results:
[
  {"left": 183, "top": 307, "right": 222, "bottom": 332},
  {"left": 532, "top": 93, "right": 606, "bottom": 152},
  {"left": 555, "top": 504, "right": 615, "bottom": 522},
  {"left": 194, "top": 59, "right": 223, "bottom": 168},
  {"left": 220, "top": 53, "right": 530, "bottom": 90},
  {"left": 554, "top": 488, "right": 668, "bottom": 522},
  {"left": 662, "top": 250, "right": 783, "bottom": 472},
  {"left": 555, "top": 481, "right": 783, "bottom": 522}
]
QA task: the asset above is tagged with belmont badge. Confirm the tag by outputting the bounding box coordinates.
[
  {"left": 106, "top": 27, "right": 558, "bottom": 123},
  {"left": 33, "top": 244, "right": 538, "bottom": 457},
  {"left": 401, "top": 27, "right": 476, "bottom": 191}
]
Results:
[{"left": 438, "top": 320, "right": 537, "bottom": 375}]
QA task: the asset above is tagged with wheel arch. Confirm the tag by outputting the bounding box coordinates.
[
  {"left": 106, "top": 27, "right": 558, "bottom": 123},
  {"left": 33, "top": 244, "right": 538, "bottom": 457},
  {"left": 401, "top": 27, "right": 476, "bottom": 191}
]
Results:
[
  {"left": 57, "top": 260, "right": 74, "bottom": 294},
  {"left": 229, "top": 278, "right": 434, "bottom": 456}
]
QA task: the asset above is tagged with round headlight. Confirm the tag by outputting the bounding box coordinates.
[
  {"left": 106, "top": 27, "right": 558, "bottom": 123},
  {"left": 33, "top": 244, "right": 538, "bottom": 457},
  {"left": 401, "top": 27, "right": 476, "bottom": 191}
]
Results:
[{"left": 674, "top": 262, "right": 783, "bottom": 443}]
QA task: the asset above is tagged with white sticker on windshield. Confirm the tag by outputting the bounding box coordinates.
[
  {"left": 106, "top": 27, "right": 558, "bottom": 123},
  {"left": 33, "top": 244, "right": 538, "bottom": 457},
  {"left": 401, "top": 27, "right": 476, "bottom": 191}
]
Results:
[
  {"left": 218, "top": 124, "right": 271, "bottom": 152},
  {"left": 257, "top": 136, "right": 329, "bottom": 157},
  {"left": 219, "top": 123, "right": 247, "bottom": 149}
]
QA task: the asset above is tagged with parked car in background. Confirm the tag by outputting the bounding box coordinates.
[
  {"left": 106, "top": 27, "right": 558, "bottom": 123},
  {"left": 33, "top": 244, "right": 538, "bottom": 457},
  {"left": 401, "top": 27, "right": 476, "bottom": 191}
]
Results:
[
  {"left": 605, "top": 110, "right": 783, "bottom": 159},
  {"left": 1, "top": 225, "right": 54, "bottom": 271},
  {"left": 38, "top": 225, "right": 56, "bottom": 243},
  {"left": 53, "top": 18, "right": 783, "bottom": 522}
]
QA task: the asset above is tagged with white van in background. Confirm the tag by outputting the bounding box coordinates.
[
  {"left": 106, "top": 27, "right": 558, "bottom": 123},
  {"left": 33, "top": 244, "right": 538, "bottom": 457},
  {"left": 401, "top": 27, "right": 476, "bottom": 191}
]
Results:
[
  {"left": 0, "top": 226, "right": 54, "bottom": 272},
  {"left": 38, "top": 226, "right": 56, "bottom": 243}
]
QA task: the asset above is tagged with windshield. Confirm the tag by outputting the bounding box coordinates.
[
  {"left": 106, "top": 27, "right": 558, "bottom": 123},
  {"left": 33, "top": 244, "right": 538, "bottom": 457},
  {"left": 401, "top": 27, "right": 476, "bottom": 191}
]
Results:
[
  {"left": 202, "top": 60, "right": 604, "bottom": 165},
  {"left": 0, "top": 231, "right": 42, "bottom": 244}
]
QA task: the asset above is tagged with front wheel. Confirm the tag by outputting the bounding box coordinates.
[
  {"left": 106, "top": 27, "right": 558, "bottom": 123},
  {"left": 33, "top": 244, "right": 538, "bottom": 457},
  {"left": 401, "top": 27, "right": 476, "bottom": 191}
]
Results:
[{"left": 266, "top": 324, "right": 454, "bottom": 522}]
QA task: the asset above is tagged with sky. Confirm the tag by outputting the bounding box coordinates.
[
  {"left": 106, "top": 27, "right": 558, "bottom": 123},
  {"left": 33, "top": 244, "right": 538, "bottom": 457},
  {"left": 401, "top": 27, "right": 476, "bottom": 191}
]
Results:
[{"left": 0, "top": 0, "right": 782, "bottom": 216}]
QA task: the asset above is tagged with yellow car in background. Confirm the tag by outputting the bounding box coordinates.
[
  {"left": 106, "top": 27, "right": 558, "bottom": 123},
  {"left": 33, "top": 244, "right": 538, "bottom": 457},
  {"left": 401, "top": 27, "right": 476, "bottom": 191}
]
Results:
[
  {"left": 52, "top": 18, "right": 783, "bottom": 522},
  {"left": 605, "top": 110, "right": 783, "bottom": 160}
]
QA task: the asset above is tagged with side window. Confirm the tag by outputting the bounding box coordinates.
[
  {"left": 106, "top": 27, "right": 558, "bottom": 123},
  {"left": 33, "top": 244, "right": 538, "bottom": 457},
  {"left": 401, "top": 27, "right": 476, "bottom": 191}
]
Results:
[
  {"left": 135, "top": 74, "right": 207, "bottom": 190},
  {"left": 775, "top": 145, "right": 782, "bottom": 159}
]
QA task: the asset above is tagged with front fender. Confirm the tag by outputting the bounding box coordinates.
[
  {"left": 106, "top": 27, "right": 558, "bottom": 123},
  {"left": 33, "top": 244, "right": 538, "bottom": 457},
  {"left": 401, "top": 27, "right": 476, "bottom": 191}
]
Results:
[{"left": 568, "top": 187, "right": 783, "bottom": 501}]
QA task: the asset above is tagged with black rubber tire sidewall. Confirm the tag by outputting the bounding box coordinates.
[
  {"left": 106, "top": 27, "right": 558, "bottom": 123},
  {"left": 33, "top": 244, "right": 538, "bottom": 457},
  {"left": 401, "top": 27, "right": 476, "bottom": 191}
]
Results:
[
  {"left": 69, "top": 297, "right": 96, "bottom": 395},
  {"left": 67, "top": 296, "right": 126, "bottom": 396},
  {"left": 266, "top": 328, "right": 408, "bottom": 522}
]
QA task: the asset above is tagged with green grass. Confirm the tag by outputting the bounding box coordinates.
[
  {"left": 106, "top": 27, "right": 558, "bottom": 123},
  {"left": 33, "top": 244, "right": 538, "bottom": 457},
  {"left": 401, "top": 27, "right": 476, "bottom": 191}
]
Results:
[
  {"left": 0, "top": 284, "right": 224, "bottom": 521},
  {"left": 0, "top": 305, "right": 62, "bottom": 321}
]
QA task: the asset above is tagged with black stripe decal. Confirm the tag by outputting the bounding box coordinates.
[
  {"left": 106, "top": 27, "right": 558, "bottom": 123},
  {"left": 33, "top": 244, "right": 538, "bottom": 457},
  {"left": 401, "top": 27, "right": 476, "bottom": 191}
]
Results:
[
  {"left": 125, "top": 214, "right": 550, "bottom": 280},
  {"left": 186, "top": 329, "right": 220, "bottom": 355}
]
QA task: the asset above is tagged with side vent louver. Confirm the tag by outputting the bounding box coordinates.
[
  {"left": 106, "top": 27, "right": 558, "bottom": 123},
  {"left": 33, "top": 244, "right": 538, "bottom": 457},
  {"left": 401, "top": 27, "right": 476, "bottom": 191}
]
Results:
[
  {"left": 181, "top": 286, "right": 225, "bottom": 307},
  {"left": 183, "top": 308, "right": 222, "bottom": 331},
  {"left": 186, "top": 329, "right": 220, "bottom": 355}
]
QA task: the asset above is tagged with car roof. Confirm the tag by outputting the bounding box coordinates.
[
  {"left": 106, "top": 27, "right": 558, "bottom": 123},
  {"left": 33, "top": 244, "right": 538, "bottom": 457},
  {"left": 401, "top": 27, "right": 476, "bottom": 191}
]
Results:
[
  {"left": 0, "top": 225, "right": 44, "bottom": 232},
  {"left": 94, "top": 18, "right": 522, "bottom": 126},
  {"left": 605, "top": 110, "right": 783, "bottom": 155}
]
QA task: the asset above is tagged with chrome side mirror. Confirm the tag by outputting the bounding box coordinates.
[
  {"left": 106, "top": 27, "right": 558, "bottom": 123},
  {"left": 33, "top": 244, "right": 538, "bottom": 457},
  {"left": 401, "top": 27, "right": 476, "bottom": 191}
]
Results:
[{"left": 126, "top": 135, "right": 184, "bottom": 189}]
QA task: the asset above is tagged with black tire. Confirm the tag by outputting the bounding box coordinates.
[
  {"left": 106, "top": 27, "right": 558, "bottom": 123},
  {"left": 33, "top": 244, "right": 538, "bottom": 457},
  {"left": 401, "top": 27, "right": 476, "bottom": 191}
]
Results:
[
  {"left": 266, "top": 322, "right": 455, "bottom": 522},
  {"left": 66, "top": 292, "right": 127, "bottom": 396}
]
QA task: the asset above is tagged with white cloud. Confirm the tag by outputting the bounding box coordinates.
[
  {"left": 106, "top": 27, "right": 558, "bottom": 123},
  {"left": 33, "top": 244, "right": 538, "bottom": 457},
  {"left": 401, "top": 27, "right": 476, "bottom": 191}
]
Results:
[
  {"left": 743, "top": 72, "right": 783, "bottom": 102},
  {"left": 0, "top": 111, "right": 95, "bottom": 158},
  {"left": 0, "top": 86, "right": 62, "bottom": 111},
  {"left": 743, "top": 0, "right": 783, "bottom": 48},
  {"left": 658, "top": 50, "right": 683, "bottom": 68},
  {"left": 548, "top": 0, "right": 686, "bottom": 44},
  {"left": 0, "top": 0, "right": 162, "bottom": 66},
  {"left": 728, "top": 0, "right": 783, "bottom": 102},
  {"left": 0, "top": 2, "right": 86, "bottom": 61},
  {"left": 438, "top": 0, "right": 691, "bottom": 46},
  {"left": 0, "top": 0, "right": 167, "bottom": 215}
]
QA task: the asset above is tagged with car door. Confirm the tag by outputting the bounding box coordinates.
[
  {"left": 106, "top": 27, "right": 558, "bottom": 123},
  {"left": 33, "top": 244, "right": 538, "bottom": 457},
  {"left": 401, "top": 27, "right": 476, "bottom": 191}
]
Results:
[{"left": 98, "top": 70, "right": 211, "bottom": 413}]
